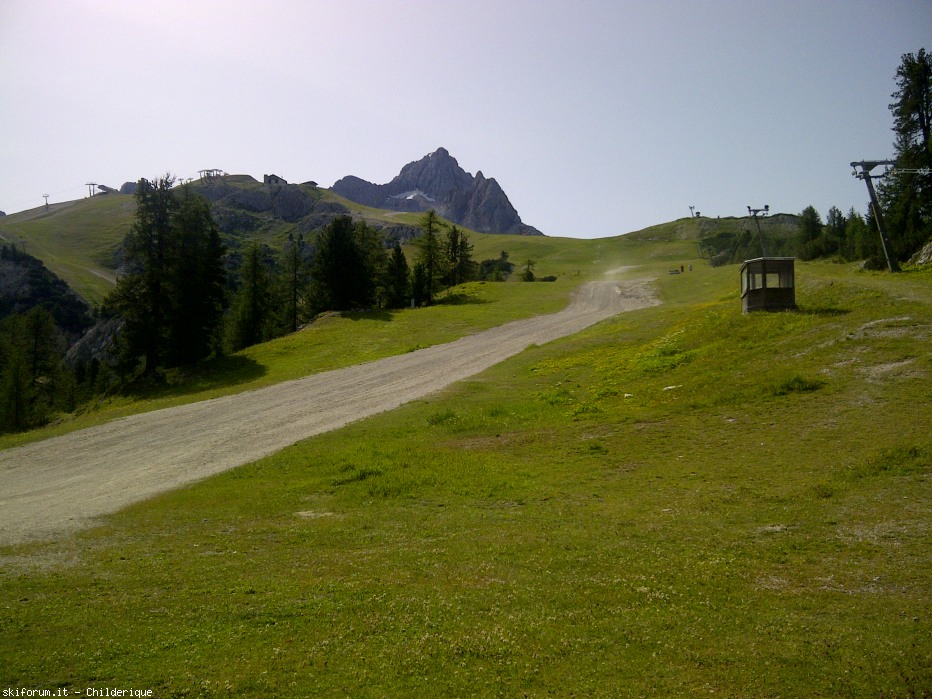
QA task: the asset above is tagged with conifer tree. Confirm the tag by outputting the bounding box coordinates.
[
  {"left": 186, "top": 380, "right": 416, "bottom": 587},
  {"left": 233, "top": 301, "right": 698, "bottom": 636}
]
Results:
[
  {"left": 165, "top": 186, "right": 226, "bottom": 366},
  {"left": 879, "top": 49, "right": 932, "bottom": 260},
  {"left": 385, "top": 243, "right": 410, "bottom": 308},
  {"left": 414, "top": 209, "right": 444, "bottom": 304},
  {"left": 107, "top": 176, "right": 226, "bottom": 374},
  {"left": 444, "top": 225, "right": 475, "bottom": 286},
  {"left": 227, "top": 241, "right": 275, "bottom": 351},
  {"left": 0, "top": 308, "right": 70, "bottom": 432},
  {"left": 280, "top": 231, "right": 310, "bottom": 333}
]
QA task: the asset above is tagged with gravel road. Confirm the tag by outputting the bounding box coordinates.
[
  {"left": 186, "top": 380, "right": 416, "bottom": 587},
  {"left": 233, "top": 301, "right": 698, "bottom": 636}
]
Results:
[{"left": 0, "top": 279, "right": 657, "bottom": 546}]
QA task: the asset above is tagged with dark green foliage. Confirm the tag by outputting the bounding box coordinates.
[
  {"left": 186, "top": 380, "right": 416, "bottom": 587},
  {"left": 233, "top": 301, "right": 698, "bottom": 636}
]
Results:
[
  {"left": 354, "top": 218, "right": 389, "bottom": 308},
  {"left": 106, "top": 177, "right": 227, "bottom": 376},
  {"left": 521, "top": 258, "right": 536, "bottom": 282},
  {"left": 823, "top": 206, "right": 846, "bottom": 255},
  {"left": 478, "top": 250, "right": 514, "bottom": 281},
  {"left": 771, "top": 375, "right": 826, "bottom": 396},
  {"left": 279, "top": 232, "right": 311, "bottom": 333},
  {"left": 165, "top": 188, "right": 227, "bottom": 366},
  {"left": 796, "top": 206, "right": 824, "bottom": 260},
  {"left": 844, "top": 208, "right": 874, "bottom": 261},
  {"left": 413, "top": 209, "right": 444, "bottom": 304},
  {"left": 309, "top": 216, "right": 384, "bottom": 313},
  {"left": 384, "top": 244, "right": 410, "bottom": 308},
  {"left": 0, "top": 307, "right": 74, "bottom": 432},
  {"left": 0, "top": 243, "right": 93, "bottom": 341},
  {"left": 879, "top": 49, "right": 932, "bottom": 261},
  {"left": 409, "top": 262, "right": 429, "bottom": 307},
  {"left": 115, "top": 177, "right": 174, "bottom": 374},
  {"left": 443, "top": 225, "right": 476, "bottom": 287},
  {"left": 227, "top": 241, "right": 277, "bottom": 352}
]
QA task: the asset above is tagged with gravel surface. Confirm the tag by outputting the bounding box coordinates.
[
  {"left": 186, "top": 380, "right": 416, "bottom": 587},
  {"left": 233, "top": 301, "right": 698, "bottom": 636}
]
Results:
[{"left": 0, "top": 280, "right": 657, "bottom": 546}]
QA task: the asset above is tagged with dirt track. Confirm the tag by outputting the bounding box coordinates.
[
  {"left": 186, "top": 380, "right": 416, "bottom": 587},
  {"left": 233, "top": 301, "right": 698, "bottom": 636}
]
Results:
[{"left": 0, "top": 279, "right": 657, "bottom": 546}]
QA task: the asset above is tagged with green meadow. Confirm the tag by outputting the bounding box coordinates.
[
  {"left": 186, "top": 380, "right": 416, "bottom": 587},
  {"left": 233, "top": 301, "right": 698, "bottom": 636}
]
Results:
[{"left": 1, "top": 219, "right": 930, "bottom": 696}]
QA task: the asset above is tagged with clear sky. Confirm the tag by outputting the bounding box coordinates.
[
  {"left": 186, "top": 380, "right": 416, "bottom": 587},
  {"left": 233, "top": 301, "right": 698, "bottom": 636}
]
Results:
[{"left": 1, "top": 0, "right": 929, "bottom": 238}]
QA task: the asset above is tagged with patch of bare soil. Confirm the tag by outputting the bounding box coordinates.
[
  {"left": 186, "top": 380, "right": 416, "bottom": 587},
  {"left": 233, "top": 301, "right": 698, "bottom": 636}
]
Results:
[{"left": 0, "top": 280, "right": 658, "bottom": 547}]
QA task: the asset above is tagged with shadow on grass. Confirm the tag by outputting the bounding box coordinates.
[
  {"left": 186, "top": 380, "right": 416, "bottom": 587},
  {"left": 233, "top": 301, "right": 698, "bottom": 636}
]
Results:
[
  {"left": 342, "top": 309, "right": 395, "bottom": 322},
  {"left": 434, "top": 292, "right": 491, "bottom": 306},
  {"left": 120, "top": 355, "right": 268, "bottom": 401},
  {"left": 795, "top": 306, "right": 851, "bottom": 317}
]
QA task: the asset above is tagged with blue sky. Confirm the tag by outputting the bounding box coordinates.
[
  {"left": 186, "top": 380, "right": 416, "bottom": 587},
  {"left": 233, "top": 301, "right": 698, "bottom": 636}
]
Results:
[{"left": 1, "top": 0, "right": 929, "bottom": 238}]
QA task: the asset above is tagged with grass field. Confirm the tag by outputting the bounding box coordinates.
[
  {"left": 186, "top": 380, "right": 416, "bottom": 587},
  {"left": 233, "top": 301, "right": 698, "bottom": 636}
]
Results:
[
  {"left": 0, "top": 195, "right": 135, "bottom": 304},
  {"left": 1, "top": 226, "right": 930, "bottom": 696},
  {"left": 0, "top": 225, "right": 689, "bottom": 450}
]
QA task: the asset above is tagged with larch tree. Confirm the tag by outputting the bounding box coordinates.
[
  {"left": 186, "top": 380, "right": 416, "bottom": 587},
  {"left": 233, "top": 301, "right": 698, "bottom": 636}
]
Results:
[
  {"left": 227, "top": 241, "right": 276, "bottom": 352},
  {"left": 107, "top": 177, "right": 226, "bottom": 374},
  {"left": 880, "top": 49, "right": 932, "bottom": 260},
  {"left": 413, "top": 209, "right": 444, "bottom": 304},
  {"left": 384, "top": 243, "right": 411, "bottom": 308}
]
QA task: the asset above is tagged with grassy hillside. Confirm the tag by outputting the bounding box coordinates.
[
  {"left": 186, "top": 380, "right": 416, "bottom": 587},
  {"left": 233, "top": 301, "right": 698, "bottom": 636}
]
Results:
[
  {"left": 0, "top": 230, "right": 664, "bottom": 449},
  {"left": 1, "top": 236, "right": 929, "bottom": 696},
  {"left": 0, "top": 178, "right": 702, "bottom": 308},
  {"left": 0, "top": 194, "right": 134, "bottom": 305},
  {"left": 0, "top": 180, "right": 446, "bottom": 307}
]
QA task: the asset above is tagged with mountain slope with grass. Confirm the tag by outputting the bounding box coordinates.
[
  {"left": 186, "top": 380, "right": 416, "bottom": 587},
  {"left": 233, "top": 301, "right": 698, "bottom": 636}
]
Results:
[
  {"left": 1, "top": 220, "right": 929, "bottom": 696},
  {"left": 0, "top": 155, "right": 544, "bottom": 309},
  {"left": 0, "top": 178, "right": 473, "bottom": 307}
]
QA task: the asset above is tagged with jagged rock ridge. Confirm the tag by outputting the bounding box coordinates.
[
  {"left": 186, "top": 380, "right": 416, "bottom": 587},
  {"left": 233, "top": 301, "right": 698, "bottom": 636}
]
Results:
[{"left": 331, "top": 148, "right": 543, "bottom": 236}]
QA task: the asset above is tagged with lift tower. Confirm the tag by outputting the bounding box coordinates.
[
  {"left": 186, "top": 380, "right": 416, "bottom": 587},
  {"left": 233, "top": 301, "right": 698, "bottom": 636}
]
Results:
[
  {"left": 747, "top": 205, "right": 769, "bottom": 256},
  {"left": 850, "top": 160, "right": 899, "bottom": 272}
]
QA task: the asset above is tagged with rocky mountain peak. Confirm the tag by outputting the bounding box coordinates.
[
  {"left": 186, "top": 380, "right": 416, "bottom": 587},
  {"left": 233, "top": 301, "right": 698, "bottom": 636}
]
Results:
[{"left": 331, "top": 148, "right": 542, "bottom": 236}]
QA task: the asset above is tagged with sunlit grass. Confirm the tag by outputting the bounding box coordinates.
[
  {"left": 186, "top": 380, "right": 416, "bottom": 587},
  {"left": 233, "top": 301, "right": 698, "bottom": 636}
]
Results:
[{"left": 1, "top": 257, "right": 929, "bottom": 696}]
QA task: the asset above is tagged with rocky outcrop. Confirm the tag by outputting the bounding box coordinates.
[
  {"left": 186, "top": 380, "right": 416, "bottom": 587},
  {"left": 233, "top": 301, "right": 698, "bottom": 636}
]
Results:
[
  {"left": 908, "top": 239, "right": 932, "bottom": 266},
  {"left": 188, "top": 178, "right": 349, "bottom": 236},
  {"left": 331, "top": 148, "right": 543, "bottom": 235},
  {"left": 64, "top": 314, "right": 123, "bottom": 369}
]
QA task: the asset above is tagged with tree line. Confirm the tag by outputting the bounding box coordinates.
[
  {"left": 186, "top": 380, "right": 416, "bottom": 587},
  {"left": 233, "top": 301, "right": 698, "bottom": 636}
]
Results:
[
  {"left": 107, "top": 181, "right": 500, "bottom": 373},
  {"left": 796, "top": 50, "right": 930, "bottom": 266},
  {"left": 0, "top": 305, "right": 77, "bottom": 432},
  {"left": 705, "top": 49, "right": 930, "bottom": 268},
  {"left": 0, "top": 182, "right": 525, "bottom": 432},
  {"left": 223, "top": 207, "right": 515, "bottom": 353}
]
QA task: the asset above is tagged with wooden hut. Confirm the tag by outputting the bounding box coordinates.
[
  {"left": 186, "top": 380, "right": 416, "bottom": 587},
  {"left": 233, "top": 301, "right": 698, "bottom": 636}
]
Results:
[{"left": 740, "top": 257, "right": 796, "bottom": 313}]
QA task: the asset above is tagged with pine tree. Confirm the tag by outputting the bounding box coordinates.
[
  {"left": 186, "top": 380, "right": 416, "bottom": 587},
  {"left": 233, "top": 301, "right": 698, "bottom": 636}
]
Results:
[
  {"left": 845, "top": 208, "right": 873, "bottom": 261},
  {"left": 796, "top": 206, "right": 823, "bottom": 260},
  {"left": 879, "top": 49, "right": 932, "bottom": 260},
  {"left": 353, "top": 220, "right": 387, "bottom": 309},
  {"left": 824, "top": 206, "right": 846, "bottom": 257},
  {"left": 310, "top": 216, "right": 368, "bottom": 312},
  {"left": 165, "top": 186, "right": 226, "bottom": 366},
  {"left": 414, "top": 209, "right": 444, "bottom": 304},
  {"left": 280, "top": 231, "right": 310, "bottom": 333},
  {"left": 107, "top": 177, "right": 226, "bottom": 374},
  {"left": 521, "top": 259, "right": 536, "bottom": 282},
  {"left": 444, "top": 225, "right": 475, "bottom": 286},
  {"left": 385, "top": 243, "right": 410, "bottom": 308},
  {"left": 109, "top": 176, "right": 175, "bottom": 375},
  {"left": 0, "top": 308, "right": 70, "bottom": 432},
  {"left": 227, "top": 241, "right": 275, "bottom": 352},
  {"left": 410, "top": 262, "right": 429, "bottom": 307}
]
